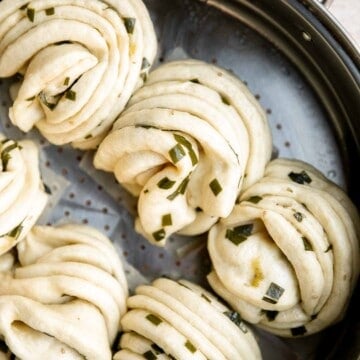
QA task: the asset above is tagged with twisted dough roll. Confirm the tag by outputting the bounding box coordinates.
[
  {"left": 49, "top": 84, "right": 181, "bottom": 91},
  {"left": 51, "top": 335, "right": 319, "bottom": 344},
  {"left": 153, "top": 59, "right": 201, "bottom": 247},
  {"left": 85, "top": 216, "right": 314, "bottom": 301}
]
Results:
[
  {"left": 114, "top": 278, "right": 261, "bottom": 360},
  {"left": 0, "top": 133, "right": 48, "bottom": 256},
  {"left": 0, "top": 224, "right": 128, "bottom": 359},
  {"left": 208, "top": 158, "right": 360, "bottom": 337},
  {"left": 0, "top": 0, "right": 157, "bottom": 149},
  {"left": 94, "top": 60, "right": 272, "bottom": 245}
]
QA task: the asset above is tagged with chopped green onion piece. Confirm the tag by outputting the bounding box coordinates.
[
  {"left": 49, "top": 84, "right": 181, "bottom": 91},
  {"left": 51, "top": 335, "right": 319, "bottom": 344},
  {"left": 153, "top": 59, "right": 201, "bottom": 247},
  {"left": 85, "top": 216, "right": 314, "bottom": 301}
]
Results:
[
  {"left": 264, "top": 310, "right": 279, "bottom": 322},
  {"left": 178, "top": 281, "right": 191, "bottom": 290},
  {"left": 1, "top": 139, "right": 9, "bottom": 144},
  {"left": 65, "top": 90, "right": 76, "bottom": 101},
  {"left": 246, "top": 195, "right": 263, "bottom": 204},
  {"left": 184, "top": 340, "right": 196, "bottom": 353},
  {"left": 39, "top": 92, "right": 57, "bottom": 110},
  {"left": 201, "top": 293, "right": 211, "bottom": 303},
  {"left": 262, "top": 282, "right": 285, "bottom": 304},
  {"left": 7, "top": 223, "right": 24, "bottom": 239},
  {"left": 221, "top": 95, "right": 231, "bottom": 105},
  {"left": 223, "top": 311, "right": 248, "bottom": 333},
  {"left": 64, "top": 77, "right": 70, "bottom": 86},
  {"left": 20, "top": 3, "right": 29, "bottom": 10},
  {"left": 162, "top": 214, "right": 172, "bottom": 227},
  {"left": 302, "top": 236, "right": 313, "bottom": 251},
  {"left": 1, "top": 142, "right": 18, "bottom": 171},
  {"left": 124, "top": 17, "right": 136, "bottom": 34},
  {"left": 291, "top": 326, "right": 307, "bottom": 336},
  {"left": 143, "top": 351, "right": 157, "bottom": 360},
  {"left": 135, "top": 124, "right": 158, "bottom": 130},
  {"left": 294, "top": 212, "right": 304, "bottom": 222},
  {"left": 167, "top": 175, "right": 191, "bottom": 201},
  {"left": 84, "top": 134, "right": 93, "bottom": 140},
  {"left": 146, "top": 314, "right": 162, "bottom": 326},
  {"left": 209, "top": 179, "right": 222, "bottom": 196},
  {"left": 26, "top": 8, "right": 35, "bottom": 22},
  {"left": 288, "top": 170, "right": 312, "bottom": 184},
  {"left": 45, "top": 7, "right": 55, "bottom": 15},
  {"left": 26, "top": 96, "right": 36, "bottom": 101},
  {"left": 157, "top": 177, "right": 176, "bottom": 189},
  {"left": 169, "top": 143, "right": 186, "bottom": 164},
  {"left": 190, "top": 79, "right": 200, "bottom": 84},
  {"left": 174, "top": 134, "right": 198, "bottom": 166},
  {"left": 151, "top": 344, "right": 164, "bottom": 354},
  {"left": 153, "top": 229, "right": 166, "bottom": 242},
  {"left": 325, "top": 244, "right": 333, "bottom": 253},
  {"left": 141, "top": 57, "right": 151, "bottom": 70},
  {"left": 225, "top": 223, "right": 253, "bottom": 246},
  {"left": 44, "top": 183, "right": 52, "bottom": 195}
]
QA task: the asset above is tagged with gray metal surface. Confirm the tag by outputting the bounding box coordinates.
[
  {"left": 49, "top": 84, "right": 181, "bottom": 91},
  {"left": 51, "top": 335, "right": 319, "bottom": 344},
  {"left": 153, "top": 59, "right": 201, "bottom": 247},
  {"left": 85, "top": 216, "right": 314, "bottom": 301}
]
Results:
[{"left": 0, "top": 0, "right": 351, "bottom": 359}]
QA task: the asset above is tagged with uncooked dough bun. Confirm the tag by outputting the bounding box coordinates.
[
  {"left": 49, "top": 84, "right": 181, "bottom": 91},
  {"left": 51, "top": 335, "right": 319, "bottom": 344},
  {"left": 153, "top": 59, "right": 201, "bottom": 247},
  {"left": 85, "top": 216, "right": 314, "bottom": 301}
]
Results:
[
  {"left": 94, "top": 59, "right": 272, "bottom": 245},
  {"left": 114, "top": 277, "right": 262, "bottom": 360},
  {"left": 208, "top": 158, "right": 360, "bottom": 337},
  {"left": 0, "top": 0, "right": 157, "bottom": 149},
  {"left": 0, "top": 133, "right": 48, "bottom": 256},
  {"left": 0, "top": 224, "right": 128, "bottom": 360}
]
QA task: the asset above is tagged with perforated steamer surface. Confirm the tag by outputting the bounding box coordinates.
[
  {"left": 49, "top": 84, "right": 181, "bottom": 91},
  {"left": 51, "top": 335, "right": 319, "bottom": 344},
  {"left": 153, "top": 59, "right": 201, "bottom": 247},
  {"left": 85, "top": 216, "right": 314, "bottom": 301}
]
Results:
[{"left": 0, "top": 0, "right": 358, "bottom": 359}]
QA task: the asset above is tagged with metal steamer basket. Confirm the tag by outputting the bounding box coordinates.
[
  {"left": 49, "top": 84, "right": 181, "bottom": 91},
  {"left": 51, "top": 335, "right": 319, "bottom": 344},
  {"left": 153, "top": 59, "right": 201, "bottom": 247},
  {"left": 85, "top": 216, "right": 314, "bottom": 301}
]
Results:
[{"left": 0, "top": 0, "right": 359, "bottom": 359}]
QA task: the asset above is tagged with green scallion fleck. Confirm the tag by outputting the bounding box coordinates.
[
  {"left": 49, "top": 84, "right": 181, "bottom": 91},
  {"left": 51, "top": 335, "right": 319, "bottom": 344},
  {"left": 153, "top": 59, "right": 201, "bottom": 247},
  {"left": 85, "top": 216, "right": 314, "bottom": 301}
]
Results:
[
  {"left": 291, "top": 326, "right": 307, "bottom": 336},
  {"left": 201, "top": 293, "right": 211, "bottom": 303},
  {"left": 26, "top": 96, "right": 36, "bottom": 101},
  {"left": 224, "top": 311, "right": 248, "bottom": 333},
  {"left": 157, "top": 177, "right": 176, "bottom": 189},
  {"left": 44, "top": 183, "right": 52, "bottom": 195},
  {"left": 262, "top": 282, "right": 285, "bottom": 304},
  {"left": 225, "top": 223, "right": 253, "bottom": 246},
  {"left": 174, "top": 134, "right": 198, "bottom": 166},
  {"left": 190, "top": 79, "right": 200, "bottom": 84},
  {"left": 169, "top": 143, "right": 186, "bottom": 164},
  {"left": 153, "top": 229, "right": 166, "bottom": 242},
  {"left": 302, "top": 236, "right": 313, "bottom": 251},
  {"left": 209, "top": 178, "right": 222, "bottom": 196},
  {"left": 288, "top": 170, "right": 312, "bottom": 185},
  {"left": 7, "top": 223, "right": 24, "bottom": 239},
  {"left": 1, "top": 143, "right": 18, "bottom": 171},
  {"left": 167, "top": 175, "right": 191, "bottom": 201},
  {"left": 146, "top": 314, "right": 162, "bottom": 326},
  {"left": 124, "top": 17, "right": 136, "bottom": 34},
  {"left": 184, "top": 340, "right": 196, "bottom": 353},
  {"left": 135, "top": 124, "right": 157, "bottom": 130},
  {"left": 84, "top": 134, "right": 93, "bottom": 140},
  {"left": 20, "top": 3, "right": 29, "bottom": 10},
  {"left": 45, "top": 7, "right": 55, "bottom": 16},
  {"left": 26, "top": 8, "right": 35, "bottom": 22},
  {"left": 39, "top": 92, "right": 57, "bottom": 110},
  {"left": 246, "top": 195, "right": 263, "bottom": 204},
  {"left": 143, "top": 351, "right": 157, "bottom": 360},
  {"left": 65, "top": 90, "right": 76, "bottom": 101},
  {"left": 294, "top": 212, "right": 304, "bottom": 222},
  {"left": 141, "top": 57, "right": 151, "bottom": 70},
  {"left": 162, "top": 214, "right": 172, "bottom": 227},
  {"left": 64, "top": 77, "right": 70, "bottom": 86}
]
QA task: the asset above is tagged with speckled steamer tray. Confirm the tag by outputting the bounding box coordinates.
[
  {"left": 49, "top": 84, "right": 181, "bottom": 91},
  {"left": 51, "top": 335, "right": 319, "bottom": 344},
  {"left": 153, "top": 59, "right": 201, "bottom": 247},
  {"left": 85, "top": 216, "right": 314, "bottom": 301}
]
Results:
[{"left": 1, "top": 0, "right": 359, "bottom": 359}]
